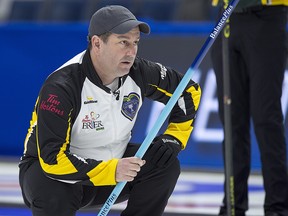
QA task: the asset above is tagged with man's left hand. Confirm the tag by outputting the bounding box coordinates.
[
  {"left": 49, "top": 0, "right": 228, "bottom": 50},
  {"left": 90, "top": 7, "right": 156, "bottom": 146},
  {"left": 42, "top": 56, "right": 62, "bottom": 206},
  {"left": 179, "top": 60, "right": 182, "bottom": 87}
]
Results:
[{"left": 145, "top": 134, "right": 181, "bottom": 167}]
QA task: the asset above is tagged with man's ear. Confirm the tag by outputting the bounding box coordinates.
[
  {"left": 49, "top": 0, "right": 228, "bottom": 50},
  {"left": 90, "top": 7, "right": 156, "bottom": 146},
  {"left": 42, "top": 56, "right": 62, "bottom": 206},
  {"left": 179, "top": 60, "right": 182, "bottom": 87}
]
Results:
[{"left": 91, "top": 35, "right": 101, "bottom": 49}]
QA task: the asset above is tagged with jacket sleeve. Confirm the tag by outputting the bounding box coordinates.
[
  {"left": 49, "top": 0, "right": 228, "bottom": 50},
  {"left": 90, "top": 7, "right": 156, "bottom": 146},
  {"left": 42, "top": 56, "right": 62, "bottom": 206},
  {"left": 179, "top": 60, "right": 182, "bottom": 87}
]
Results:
[
  {"left": 35, "top": 79, "right": 118, "bottom": 186},
  {"left": 136, "top": 58, "right": 201, "bottom": 149}
]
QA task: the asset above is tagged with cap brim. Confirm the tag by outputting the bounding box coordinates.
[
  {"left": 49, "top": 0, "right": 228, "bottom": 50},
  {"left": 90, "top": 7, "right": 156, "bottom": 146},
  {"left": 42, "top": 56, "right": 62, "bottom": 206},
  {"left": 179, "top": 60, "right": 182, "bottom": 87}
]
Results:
[{"left": 111, "top": 20, "right": 150, "bottom": 34}]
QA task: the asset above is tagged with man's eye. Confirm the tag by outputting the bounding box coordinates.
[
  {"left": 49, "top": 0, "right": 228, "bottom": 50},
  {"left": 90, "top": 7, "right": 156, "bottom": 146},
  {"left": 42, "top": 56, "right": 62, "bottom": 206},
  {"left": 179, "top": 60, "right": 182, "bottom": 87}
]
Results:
[{"left": 121, "top": 41, "right": 128, "bottom": 45}]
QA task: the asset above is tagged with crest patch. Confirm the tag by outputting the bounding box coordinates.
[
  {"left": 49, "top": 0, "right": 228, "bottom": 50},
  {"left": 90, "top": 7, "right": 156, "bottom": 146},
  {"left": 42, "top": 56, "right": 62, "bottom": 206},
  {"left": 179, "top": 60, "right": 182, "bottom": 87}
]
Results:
[{"left": 121, "top": 93, "right": 140, "bottom": 121}]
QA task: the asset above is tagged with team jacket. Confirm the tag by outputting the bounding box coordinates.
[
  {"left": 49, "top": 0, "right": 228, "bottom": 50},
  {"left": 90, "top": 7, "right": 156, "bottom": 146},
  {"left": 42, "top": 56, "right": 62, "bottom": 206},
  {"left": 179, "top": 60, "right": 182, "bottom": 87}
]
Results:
[
  {"left": 21, "top": 50, "right": 201, "bottom": 186},
  {"left": 212, "top": 0, "right": 288, "bottom": 8}
]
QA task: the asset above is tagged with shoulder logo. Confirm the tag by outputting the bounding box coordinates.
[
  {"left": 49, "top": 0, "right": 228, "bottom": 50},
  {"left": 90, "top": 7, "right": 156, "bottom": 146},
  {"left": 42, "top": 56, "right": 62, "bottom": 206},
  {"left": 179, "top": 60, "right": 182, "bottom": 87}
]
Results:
[
  {"left": 39, "top": 94, "right": 64, "bottom": 116},
  {"left": 156, "top": 63, "right": 167, "bottom": 80},
  {"left": 121, "top": 93, "right": 140, "bottom": 121}
]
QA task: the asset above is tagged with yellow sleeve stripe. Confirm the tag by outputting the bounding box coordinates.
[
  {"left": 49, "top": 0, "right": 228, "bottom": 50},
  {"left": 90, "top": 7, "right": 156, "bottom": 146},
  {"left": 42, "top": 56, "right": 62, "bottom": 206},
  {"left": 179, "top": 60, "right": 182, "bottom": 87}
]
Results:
[
  {"left": 187, "top": 85, "right": 201, "bottom": 111},
  {"left": 87, "top": 159, "right": 118, "bottom": 186},
  {"left": 261, "top": 0, "right": 288, "bottom": 5},
  {"left": 164, "top": 120, "right": 194, "bottom": 149},
  {"left": 38, "top": 109, "right": 77, "bottom": 175},
  {"left": 212, "top": 0, "right": 287, "bottom": 6},
  {"left": 149, "top": 84, "right": 172, "bottom": 97},
  {"left": 212, "top": 0, "right": 219, "bottom": 6},
  {"left": 164, "top": 85, "right": 201, "bottom": 149}
]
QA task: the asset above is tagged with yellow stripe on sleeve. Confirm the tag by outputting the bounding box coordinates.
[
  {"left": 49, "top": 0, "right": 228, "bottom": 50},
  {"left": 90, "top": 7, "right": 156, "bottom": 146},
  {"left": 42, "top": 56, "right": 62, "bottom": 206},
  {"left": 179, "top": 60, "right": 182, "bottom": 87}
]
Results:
[
  {"left": 164, "top": 84, "right": 201, "bottom": 149},
  {"left": 87, "top": 159, "right": 118, "bottom": 186},
  {"left": 164, "top": 120, "right": 194, "bottom": 149},
  {"left": 24, "top": 98, "right": 39, "bottom": 153},
  {"left": 187, "top": 85, "right": 201, "bottom": 111},
  {"left": 212, "top": 0, "right": 220, "bottom": 6},
  {"left": 149, "top": 84, "right": 172, "bottom": 97},
  {"left": 261, "top": 0, "right": 288, "bottom": 5}
]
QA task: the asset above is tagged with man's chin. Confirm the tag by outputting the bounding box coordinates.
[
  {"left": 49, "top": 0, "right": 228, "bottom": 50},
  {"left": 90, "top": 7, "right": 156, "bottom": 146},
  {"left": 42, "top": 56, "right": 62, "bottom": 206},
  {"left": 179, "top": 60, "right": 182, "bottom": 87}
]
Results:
[{"left": 119, "top": 67, "right": 131, "bottom": 75}]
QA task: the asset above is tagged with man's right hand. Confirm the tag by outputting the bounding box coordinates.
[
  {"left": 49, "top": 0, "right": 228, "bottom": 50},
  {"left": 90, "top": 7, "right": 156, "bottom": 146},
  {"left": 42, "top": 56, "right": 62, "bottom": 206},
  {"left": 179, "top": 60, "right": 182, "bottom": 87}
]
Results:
[{"left": 116, "top": 157, "right": 146, "bottom": 182}]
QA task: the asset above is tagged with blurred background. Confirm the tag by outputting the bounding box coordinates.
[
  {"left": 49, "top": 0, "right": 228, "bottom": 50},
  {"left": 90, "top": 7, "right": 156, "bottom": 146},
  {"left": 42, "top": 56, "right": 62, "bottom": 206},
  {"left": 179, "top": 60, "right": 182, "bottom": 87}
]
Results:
[
  {"left": 0, "top": 0, "right": 216, "bottom": 22},
  {"left": 0, "top": 0, "right": 287, "bottom": 171}
]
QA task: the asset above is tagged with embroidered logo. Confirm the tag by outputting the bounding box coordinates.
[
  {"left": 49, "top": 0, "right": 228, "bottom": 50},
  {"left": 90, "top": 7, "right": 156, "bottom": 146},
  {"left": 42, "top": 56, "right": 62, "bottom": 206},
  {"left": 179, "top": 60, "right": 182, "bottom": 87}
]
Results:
[
  {"left": 82, "top": 111, "right": 104, "bottom": 131},
  {"left": 121, "top": 93, "right": 140, "bottom": 121},
  {"left": 39, "top": 94, "right": 64, "bottom": 116},
  {"left": 84, "top": 96, "right": 98, "bottom": 104}
]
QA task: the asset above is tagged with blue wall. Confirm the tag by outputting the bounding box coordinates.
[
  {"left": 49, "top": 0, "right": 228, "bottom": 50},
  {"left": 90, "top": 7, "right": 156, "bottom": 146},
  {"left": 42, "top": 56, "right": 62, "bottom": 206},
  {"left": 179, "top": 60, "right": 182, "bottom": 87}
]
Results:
[{"left": 0, "top": 22, "right": 287, "bottom": 171}]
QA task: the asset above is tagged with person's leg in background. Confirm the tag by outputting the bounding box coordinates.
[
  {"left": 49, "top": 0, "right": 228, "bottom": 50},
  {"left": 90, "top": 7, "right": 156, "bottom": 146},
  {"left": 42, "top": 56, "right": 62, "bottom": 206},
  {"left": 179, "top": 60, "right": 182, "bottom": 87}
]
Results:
[
  {"left": 211, "top": 14, "right": 251, "bottom": 215},
  {"left": 248, "top": 6, "right": 288, "bottom": 216}
]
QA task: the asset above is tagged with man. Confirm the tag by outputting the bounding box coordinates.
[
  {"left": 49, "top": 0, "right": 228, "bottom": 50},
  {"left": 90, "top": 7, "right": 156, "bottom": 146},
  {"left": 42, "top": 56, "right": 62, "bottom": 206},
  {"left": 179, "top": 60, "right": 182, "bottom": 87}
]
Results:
[
  {"left": 19, "top": 5, "right": 201, "bottom": 216},
  {"left": 211, "top": 0, "right": 288, "bottom": 215}
]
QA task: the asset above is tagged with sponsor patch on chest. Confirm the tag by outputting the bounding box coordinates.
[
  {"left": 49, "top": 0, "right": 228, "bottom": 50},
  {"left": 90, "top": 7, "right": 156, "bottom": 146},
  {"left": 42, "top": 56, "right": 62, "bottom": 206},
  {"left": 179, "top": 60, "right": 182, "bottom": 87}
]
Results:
[
  {"left": 82, "top": 111, "right": 104, "bottom": 131},
  {"left": 121, "top": 93, "right": 140, "bottom": 121}
]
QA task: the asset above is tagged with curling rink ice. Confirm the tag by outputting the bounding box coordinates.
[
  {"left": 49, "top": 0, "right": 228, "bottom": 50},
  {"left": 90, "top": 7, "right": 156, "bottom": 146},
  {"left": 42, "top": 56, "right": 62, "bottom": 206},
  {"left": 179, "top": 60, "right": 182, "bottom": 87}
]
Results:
[{"left": 0, "top": 159, "right": 264, "bottom": 216}]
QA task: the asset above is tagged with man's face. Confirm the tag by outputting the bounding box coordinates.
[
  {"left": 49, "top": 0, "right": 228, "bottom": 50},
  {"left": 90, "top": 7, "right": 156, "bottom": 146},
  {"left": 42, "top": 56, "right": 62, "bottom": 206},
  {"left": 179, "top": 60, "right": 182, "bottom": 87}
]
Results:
[{"left": 98, "top": 27, "right": 140, "bottom": 79}]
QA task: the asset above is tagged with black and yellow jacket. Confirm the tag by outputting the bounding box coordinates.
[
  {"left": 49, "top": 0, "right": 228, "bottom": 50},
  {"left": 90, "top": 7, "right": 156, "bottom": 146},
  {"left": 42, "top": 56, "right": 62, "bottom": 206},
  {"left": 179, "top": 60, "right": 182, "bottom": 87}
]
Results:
[
  {"left": 20, "top": 50, "right": 201, "bottom": 187},
  {"left": 212, "top": 0, "right": 288, "bottom": 11}
]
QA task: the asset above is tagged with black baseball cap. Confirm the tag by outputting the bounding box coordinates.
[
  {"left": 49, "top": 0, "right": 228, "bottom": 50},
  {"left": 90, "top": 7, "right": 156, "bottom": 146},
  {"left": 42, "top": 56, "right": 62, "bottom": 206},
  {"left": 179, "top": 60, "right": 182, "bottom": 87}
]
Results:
[{"left": 88, "top": 5, "right": 150, "bottom": 37}]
